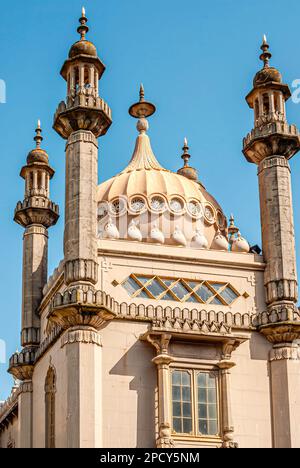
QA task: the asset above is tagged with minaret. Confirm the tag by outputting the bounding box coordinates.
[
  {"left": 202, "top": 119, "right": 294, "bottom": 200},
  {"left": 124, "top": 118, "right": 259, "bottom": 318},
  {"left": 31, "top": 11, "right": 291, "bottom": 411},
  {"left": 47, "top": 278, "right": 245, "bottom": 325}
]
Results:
[
  {"left": 243, "top": 37, "right": 300, "bottom": 448},
  {"left": 14, "top": 122, "right": 59, "bottom": 350},
  {"left": 53, "top": 8, "right": 112, "bottom": 288}
]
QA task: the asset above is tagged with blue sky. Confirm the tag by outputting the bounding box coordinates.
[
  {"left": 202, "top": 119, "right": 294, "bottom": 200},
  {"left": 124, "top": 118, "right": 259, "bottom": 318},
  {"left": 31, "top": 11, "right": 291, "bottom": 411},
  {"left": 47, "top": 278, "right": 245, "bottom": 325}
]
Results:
[{"left": 0, "top": 0, "right": 300, "bottom": 399}]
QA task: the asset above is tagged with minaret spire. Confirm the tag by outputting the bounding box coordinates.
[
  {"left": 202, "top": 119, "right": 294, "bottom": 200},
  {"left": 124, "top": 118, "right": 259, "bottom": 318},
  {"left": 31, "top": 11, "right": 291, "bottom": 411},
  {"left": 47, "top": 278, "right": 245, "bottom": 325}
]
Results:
[
  {"left": 34, "top": 120, "right": 43, "bottom": 148},
  {"left": 177, "top": 138, "right": 198, "bottom": 182},
  {"left": 77, "top": 6, "right": 89, "bottom": 40},
  {"left": 259, "top": 34, "right": 272, "bottom": 68}
]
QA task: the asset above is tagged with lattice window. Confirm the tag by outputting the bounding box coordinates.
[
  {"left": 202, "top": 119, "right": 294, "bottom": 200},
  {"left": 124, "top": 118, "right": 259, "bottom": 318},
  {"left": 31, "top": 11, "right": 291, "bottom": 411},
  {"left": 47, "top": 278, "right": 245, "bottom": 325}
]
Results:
[
  {"left": 122, "top": 274, "right": 240, "bottom": 305},
  {"left": 171, "top": 369, "right": 219, "bottom": 437}
]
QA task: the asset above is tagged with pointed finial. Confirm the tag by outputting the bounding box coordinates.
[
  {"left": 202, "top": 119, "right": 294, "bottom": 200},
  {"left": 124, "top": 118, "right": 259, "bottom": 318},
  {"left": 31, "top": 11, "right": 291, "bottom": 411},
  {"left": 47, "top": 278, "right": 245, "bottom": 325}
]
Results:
[
  {"left": 139, "top": 84, "right": 145, "bottom": 102},
  {"left": 34, "top": 120, "right": 43, "bottom": 148},
  {"left": 228, "top": 213, "right": 239, "bottom": 238},
  {"left": 129, "top": 84, "right": 156, "bottom": 119},
  {"left": 260, "top": 34, "right": 272, "bottom": 68},
  {"left": 78, "top": 6, "right": 89, "bottom": 40},
  {"left": 182, "top": 137, "right": 190, "bottom": 166}
]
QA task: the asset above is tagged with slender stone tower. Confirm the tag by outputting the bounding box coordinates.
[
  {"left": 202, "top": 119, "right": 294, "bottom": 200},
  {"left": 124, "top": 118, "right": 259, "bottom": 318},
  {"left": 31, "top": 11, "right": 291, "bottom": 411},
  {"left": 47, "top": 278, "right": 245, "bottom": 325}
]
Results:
[
  {"left": 50, "top": 9, "right": 113, "bottom": 448},
  {"left": 243, "top": 36, "right": 300, "bottom": 447},
  {"left": 53, "top": 8, "right": 112, "bottom": 290},
  {"left": 9, "top": 122, "right": 59, "bottom": 447}
]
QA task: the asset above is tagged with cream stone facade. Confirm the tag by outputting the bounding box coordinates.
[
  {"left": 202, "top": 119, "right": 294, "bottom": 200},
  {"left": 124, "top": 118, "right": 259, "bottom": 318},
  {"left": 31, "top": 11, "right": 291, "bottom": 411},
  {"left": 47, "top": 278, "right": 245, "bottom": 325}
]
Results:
[{"left": 1, "top": 13, "right": 300, "bottom": 449}]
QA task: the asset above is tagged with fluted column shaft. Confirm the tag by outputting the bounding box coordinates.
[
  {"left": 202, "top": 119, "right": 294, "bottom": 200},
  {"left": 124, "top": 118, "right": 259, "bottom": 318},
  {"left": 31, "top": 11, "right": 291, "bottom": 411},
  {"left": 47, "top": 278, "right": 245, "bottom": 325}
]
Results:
[
  {"left": 258, "top": 155, "right": 298, "bottom": 307},
  {"left": 64, "top": 130, "right": 98, "bottom": 286},
  {"left": 21, "top": 225, "right": 48, "bottom": 346}
]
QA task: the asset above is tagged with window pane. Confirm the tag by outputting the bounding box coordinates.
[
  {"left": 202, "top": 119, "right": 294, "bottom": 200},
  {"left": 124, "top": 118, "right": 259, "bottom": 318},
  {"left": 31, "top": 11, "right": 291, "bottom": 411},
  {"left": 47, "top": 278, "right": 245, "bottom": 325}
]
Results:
[
  {"left": 208, "top": 388, "right": 217, "bottom": 403},
  {"left": 173, "top": 418, "right": 181, "bottom": 433},
  {"left": 182, "top": 372, "right": 190, "bottom": 386},
  {"left": 198, "top": 404, "right": 207, "bottom": 419},
  {"left": 146, "top": 279, "right": 166, "bottom": 297},
  {"left": 172, "top": 372, "right": 181, "bottom": 385},
  {"left": 137, "top": 289, "right": 151, "bottom": 299},
  {"left": 207, "top": 373, "right": 216, "bottom": 387},
  {"left": 161, "top": 291, "right": 176, "bottom": 301},
  {"left": 173, "top": 402, "right": 181, "bottom": 417},
  {"left": 198, "top": 388, "right": 206, "bottom": 403},
  {"left": 182, "top": 386, "right": 191, "bottom": 401},
  {"left": 135, "top": 276, "right": 152, "bottom": 285},
  {"left": 209, "top": 420, "right": 218, "bottom": 436},
  {"left": 172, "top": 386, "right": 180, "bottom": 401},
  {"left": 197, "top": 284, "right": 214, "bottom": 302},
  {"left": 122, "top": 277, "right": 139, "bottom": 295},
  {"left": 208, "top": 404, "right": 217, "bottom": 419},
  {"left": 183, "top": 403, "right": 192, "bottom": 417},
  {"left": 199, "top": 419, "right": 208, "bottom": 435},
  {"left": 183, "top": 418, "right": 192, "bottom": 434},
  {"left": 198, "top": 373, "right": 207, "bottom": 387},
  {"left": 171, "top": 281, "right": 190, "bottom": 300},
  {"left": 219, "top": 287, "right": 238, "bottom": 304}
]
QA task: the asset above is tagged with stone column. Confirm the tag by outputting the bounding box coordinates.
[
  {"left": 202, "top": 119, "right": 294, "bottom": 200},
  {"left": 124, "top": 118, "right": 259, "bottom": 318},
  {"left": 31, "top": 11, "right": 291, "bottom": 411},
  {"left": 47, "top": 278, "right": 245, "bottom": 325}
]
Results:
[
  {"left": 21, "top": 225, "right": 48, "bottom": 347},
  {"left": 61, "top": 327, "right": 103, "bottom": 448},
  {"left": 64, "top": 130, "right": 98, "bottom": 286},
  {"left": 18, "top": 381, "right": 33, "bottom": 448},
  {"left": 269, "top": 344, "right": 300, "bottom": 448},
  {"left": 258, "top": 156, "right": 298, "bottom": 307},
  {"left": 147, "top": 333, "right": 174, "bottom": 448},
  {"left": 217, "top": 360, "right": 237, "bottom": 448}
]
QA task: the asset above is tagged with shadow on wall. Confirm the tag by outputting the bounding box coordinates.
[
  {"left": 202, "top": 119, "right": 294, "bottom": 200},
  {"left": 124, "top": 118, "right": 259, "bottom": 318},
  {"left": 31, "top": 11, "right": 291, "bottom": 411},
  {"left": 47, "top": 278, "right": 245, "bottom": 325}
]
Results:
[{"left": 109, "top": 340, "right": 157, "bottom": 448}]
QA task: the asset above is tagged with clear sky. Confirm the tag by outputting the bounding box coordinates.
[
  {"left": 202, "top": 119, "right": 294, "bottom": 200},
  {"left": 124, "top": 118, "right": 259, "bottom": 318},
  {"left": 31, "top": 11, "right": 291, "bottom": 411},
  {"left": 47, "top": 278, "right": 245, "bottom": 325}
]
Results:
[{"left": 0, "top": 0, "right": 300, "bottom": 400}]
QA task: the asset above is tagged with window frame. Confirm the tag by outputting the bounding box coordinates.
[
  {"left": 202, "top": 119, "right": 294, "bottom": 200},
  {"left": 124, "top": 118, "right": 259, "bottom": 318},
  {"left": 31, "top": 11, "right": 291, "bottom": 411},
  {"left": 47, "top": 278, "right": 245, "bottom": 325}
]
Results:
[
  {"left": 170, "top": 366, "right": 222, "bottom": 442},
  {"left": 121, "top": 273, "right": 241, "bottom": 306}
]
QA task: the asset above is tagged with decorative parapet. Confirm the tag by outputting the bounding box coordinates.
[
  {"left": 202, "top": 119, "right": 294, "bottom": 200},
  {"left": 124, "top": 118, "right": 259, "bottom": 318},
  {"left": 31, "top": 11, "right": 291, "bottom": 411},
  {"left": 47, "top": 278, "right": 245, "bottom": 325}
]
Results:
[
  {"left": 35, "top": 324, "right": 62, "bottom": 362},
  {"left": 243, "top": 122, "right": 299, "bottom": 149},
  {"left": 42, "top": 260, "right": 64, "bottom": 297},
  {"left": 8, "top": 348, "right": 36, "bottom": 381},
  {"left": 0, "top": 386, "right": 20, "bottom": 427}
]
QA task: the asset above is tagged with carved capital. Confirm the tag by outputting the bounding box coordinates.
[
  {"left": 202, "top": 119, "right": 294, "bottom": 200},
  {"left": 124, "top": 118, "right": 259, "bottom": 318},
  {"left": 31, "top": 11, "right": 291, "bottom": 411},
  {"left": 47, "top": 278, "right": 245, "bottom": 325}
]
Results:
[
  {"left": 64, "top": 259, "right": 98, "bottom": 286},
  {"left": 270, "top": 343, "right": 300, "bottom": 361},
  {"left": 156, "top": 423, "right": 175, "bottom": 449},
  {"left": 259, "top": 322, "right": 300, "bottom": 344},
  {"left": 8, "top": 348, "right": 36, "bottom": 381},
  {"left": 20, "top": 381, "right": 33, "bottom": 394},
  {"left": 61, "top": 326, "right": 102, "bottom": 348}
]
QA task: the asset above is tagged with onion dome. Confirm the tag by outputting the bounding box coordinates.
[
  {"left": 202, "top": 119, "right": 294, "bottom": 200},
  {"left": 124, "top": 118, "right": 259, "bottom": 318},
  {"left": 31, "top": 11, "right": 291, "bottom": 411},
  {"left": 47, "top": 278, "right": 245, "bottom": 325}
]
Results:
[
  {"left": 177, "top": 138, "right": 198, "bottom": 182},
  {"left": 253, "top": 35, "right": 282, "bottom": 87},
  {"left": 97, "top": 86, "right": 228, "bottom": 248},
  {"left": 26, "top": 121, "right": 49, "bottom": 166},
  {"left": 69, "top": 8, "right": 97, "bottom": 58},
  {"left": 232, "top": 232, "right": 250, "bottom": 253},
  {"left": 211, "top": 230, "right": 229, "bottom": 252}
]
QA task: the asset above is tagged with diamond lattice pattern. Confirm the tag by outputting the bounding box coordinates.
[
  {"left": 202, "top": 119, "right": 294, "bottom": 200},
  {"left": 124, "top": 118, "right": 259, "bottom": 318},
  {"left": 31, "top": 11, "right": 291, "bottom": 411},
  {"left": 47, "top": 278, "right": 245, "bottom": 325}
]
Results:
[{"left": 122, "top": 275, "right": 240, "bottom": 305}]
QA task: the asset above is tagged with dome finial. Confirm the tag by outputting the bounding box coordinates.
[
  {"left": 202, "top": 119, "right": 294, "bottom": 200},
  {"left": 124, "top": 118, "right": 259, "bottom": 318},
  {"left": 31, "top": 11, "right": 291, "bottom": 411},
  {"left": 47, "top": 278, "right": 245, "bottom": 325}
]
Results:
[
  {"left": 182, "top": 137, "right": 190, "bottom": 167},
  {"left": 177, "top": 138, "right": 198, "bottom": 182},
  {"left": 129, "top": 84, "right": 156, "bottom": 119},
  {"left": 34, "top": 120, "right": 43, "bottom": 148},
  {"left": 78, "top": 6, "right": 89, "bottom": 41},
  {"left": 260, "top": 34, "right": 272, "bottom": 68}
]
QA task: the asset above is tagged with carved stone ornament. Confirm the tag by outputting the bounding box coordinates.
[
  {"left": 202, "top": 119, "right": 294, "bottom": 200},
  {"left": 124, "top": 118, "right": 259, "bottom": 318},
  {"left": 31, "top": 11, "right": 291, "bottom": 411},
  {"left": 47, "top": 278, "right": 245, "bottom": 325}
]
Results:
[
  {"left": 61, "top": 326, "right": 102, "bottom": 348},
  {"left": 157, "top": 423, "right": 175, "bottom": 449},
  {"left": 48, "top": 286, "right": 116, "bottom": 331},
  {"left": 259, "top": 322, "right": 300, "bottom": 344}
]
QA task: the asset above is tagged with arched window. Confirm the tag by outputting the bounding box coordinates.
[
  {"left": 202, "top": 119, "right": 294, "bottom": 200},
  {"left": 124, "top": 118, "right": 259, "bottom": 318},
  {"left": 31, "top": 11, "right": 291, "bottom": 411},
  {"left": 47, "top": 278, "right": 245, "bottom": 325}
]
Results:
[
  {"left": 254, "top": 99, "right": 259, "bottom": 121},
  {"left": 263, "top": 93, "right": 270, "bottom": 115},
  {"left": 45, "top": 366, "right": 56, "bottom": 448}
]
